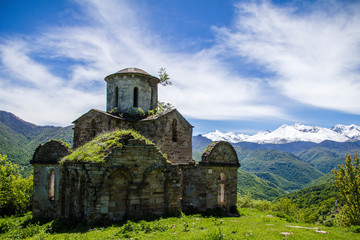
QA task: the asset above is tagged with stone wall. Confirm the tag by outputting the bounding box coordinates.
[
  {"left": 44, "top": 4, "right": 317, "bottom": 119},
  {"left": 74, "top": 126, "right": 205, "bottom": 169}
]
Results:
[
  {"left": 59, "top": 139, "right": 181, "bottom": 221},
  {"left": 31, "top": 140, "right": 71, "bottom": 219},
  {"left": 106, "top": 74, "right": 158, "bottom": 113},
  {"left": 73, "top": 109, "right": 193, "bottom": 164},
  {"left": 181, "top": 141, "right": 239, "bottom": 212}
]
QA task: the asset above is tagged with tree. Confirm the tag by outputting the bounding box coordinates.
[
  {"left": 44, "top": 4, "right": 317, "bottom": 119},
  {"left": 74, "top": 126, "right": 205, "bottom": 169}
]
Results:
[
  {"left": 157, "top": 68, "right": 174, "bottom": 112},
  {"left": 156, "top": 102, "right": 174, "bottom": 112},
  {"left": 158, "top": 67, "right": 172, "bottom": 86},
  {"left": 0, "top": 154, "right": 33, "bottom": 216},
  {"left": 333, "top": 154, "right": 360, "bottom": 226}
]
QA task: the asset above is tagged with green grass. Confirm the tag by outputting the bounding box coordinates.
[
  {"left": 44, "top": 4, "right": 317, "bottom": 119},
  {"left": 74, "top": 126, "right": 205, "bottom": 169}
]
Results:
[
  {"left": 61, "top": 129, "right": 158, "bottom": 163},
  {"left": 1, "top": 209, "right": 359, "bottom": 239}
]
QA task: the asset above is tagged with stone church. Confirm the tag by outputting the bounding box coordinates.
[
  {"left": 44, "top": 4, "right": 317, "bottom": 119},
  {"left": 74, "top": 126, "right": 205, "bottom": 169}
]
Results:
[{"left": 31, "top": 68, "right": 240, "bottom": 221}]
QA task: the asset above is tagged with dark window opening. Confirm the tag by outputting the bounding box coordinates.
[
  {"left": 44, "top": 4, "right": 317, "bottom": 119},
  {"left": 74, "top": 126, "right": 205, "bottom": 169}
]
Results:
[
  {"left": 133, "top": 87, "right": 139, "bottom": 107},
  {"left": 91, "top": 119, "right": 96, "bottom": 138},
  {"left": 172, "top": 119, "right": 177, "bottom": 142},
  {"left": 115, "top": 86, "right": 119, "bottom": 108},
  {"left": 150, "top": 88, "right": 154, "bottom": 109}
]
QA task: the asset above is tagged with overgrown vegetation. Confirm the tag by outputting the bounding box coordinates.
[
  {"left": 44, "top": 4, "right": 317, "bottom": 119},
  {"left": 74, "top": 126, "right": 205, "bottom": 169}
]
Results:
[
  {"left": 61, "top": 130, "right": 157, "bottom": 163},
  {"left": 0, "top": 154, "right": 32, "bottom": 216},
  {"left": 237, "top": 193, "right": 337, "bottom": 226}
]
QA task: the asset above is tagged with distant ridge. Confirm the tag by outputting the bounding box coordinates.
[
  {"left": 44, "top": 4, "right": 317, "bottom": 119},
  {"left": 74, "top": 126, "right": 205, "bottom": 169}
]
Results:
[
  {"left": 203, "top": 123, "right": 360, "bottom": 144},
  {"left": 0, "top": 110, "right": 73, "bottom": 175}
]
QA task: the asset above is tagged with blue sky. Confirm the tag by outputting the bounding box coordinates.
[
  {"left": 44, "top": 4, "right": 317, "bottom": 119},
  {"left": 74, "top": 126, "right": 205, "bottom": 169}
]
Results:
[{"left": 0, "top": 0, "right": 360, "bottom": 135}]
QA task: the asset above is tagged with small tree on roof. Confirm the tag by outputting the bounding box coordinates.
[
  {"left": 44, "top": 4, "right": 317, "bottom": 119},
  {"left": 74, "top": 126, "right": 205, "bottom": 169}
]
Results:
[{"left": 158, "top": 67, "right": 172, "bottom": 86}]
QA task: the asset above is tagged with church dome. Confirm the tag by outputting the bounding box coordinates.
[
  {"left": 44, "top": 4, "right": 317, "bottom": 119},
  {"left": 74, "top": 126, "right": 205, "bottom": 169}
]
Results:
[
  {"left": 104, "top": 67, "right": 159, "bottom": 82},
  {"left": 116, "top": 67, "right": 150, "bottom": 75}
]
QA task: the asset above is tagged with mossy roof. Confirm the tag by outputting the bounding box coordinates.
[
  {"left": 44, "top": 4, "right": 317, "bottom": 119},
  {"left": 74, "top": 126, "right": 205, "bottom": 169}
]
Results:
[{"left": 61, "top": 130, "right": 158, "bottom": 164}]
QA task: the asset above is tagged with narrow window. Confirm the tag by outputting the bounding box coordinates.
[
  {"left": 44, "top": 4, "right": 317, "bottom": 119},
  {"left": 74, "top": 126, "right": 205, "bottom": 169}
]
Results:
[
  {"left": 150, "top": 88, "right": 154, "bottom": 109},
  {"left": 79, "top": 175, "right": 85, "bottom": 218},
  {"left": 178, "top": 169, "right": 183, "bottom": 200},
  {"left": 48, "top": 169, "right": 55, "bottom": 201},
  {"left": 218, "top": 184, "right": 225, "bottom": 206},
  {"left": 172, "top": 119, "right": 177, "bottom": 142},
  {"left": 115, "top": 86, "right": 119, "bottom": 108},
  {"left": 218, "top": 172, "right": 226, "bottom": 206},
  {"left": 133, "top": 87, "right": 139, "bottom": 107},
  {"left": 91, "top": 119, "right": 96, "bottom": 138}
]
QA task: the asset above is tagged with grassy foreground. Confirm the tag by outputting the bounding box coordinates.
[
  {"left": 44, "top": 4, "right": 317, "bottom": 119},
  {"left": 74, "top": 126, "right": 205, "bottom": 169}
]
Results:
[{"left": 1, "top": 209, "right": 359, "bottom": 240}]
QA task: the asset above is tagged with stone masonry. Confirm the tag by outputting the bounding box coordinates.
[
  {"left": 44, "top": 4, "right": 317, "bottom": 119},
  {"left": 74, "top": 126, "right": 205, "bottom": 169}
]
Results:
[{"left": 31, "top": 67, "right": 240, "bottom": 221}]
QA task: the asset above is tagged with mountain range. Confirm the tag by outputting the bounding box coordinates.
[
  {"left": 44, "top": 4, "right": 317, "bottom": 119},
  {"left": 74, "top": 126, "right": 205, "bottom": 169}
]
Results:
[
  {"left": 0, "top": 110, "right": 355, "bottom": 200},
  {"left": 203, "top": 123, "right": 360, "bottom": 144}
]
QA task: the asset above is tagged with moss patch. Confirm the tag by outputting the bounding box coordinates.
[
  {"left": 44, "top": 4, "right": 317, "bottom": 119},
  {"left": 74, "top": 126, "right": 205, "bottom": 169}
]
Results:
[{"left": 61, "top": 130, "right": 155, "bottom": 163}]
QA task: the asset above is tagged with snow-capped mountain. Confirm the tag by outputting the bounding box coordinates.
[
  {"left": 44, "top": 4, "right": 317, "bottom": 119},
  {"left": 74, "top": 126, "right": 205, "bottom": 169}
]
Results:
[
  {"left": 331, "top": 124, "right": 360, "bottom": 140},
  {"left": 203, "top": 123, "right": 360, "bottom": 144}
]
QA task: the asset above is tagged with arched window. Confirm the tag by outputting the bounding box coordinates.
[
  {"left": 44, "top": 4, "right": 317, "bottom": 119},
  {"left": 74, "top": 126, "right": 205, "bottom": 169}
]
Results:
[
  {"left": 115, "top": 86, "right": 119, "bottom": 108},
  {"left": 218, "top": 172, "right": 226, "bottom": 206},
  {"left": 220, "top": 172, "right": 226, "bottom": 181},
  {"left": 133, "top": 87, "right": 139, "bottom": 107},
  {"left": 172, "top": 119, "right": 177, "bottom": 142},
  {"left": 48, "top": 169, "right": 55, "bottom": 201}
]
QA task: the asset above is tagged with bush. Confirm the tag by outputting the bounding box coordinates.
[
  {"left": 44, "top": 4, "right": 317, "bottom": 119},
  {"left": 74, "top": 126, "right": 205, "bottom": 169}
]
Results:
[
  {"left": 271, "top": 198, "right": 298, "bottom": 216},
  {"left": 349, "top": 225, "right": 360, "bottom": 233},
  {"left": 0, "top": 154, "right": 33, "bottom": 216}
]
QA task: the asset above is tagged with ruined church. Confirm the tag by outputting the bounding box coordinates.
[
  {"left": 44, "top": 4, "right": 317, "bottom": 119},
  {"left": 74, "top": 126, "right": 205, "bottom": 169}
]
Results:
[{"left": 31, "top": 68, "right": 240, "bottom": 221}]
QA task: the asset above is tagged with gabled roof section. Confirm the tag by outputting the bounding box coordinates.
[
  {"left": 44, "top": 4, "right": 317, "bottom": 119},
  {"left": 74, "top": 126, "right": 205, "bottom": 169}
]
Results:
[
  {"left": 72, "top": 109, "right": 122, "bottom": 124},
  {"left": 104, "top": 67, "right": 160, "bottom": 83},
  {"left": 141, "top": 109, "right": 194, "bottom": 128},
  {"left": 73, "top": 108, "right": 193, "bottom": 129}
]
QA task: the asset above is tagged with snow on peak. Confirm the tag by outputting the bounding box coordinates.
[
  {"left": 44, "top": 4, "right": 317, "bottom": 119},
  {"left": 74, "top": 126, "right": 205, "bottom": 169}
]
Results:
[
  {"left": 204, "top": 130, "right": 248, "bottom": 142},
  {"left": 202, "top": 124, "right": 360, "bottom": 144},
  {"left": 331, "top": 124, "right": 360, "bottom": 139}
]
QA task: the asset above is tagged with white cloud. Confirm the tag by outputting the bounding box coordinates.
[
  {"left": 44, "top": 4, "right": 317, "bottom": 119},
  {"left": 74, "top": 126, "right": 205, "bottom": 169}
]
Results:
[
  {"left": 0, "top": 0, "right": 289, "bottom": 126},
  {"left": 216, "top": 0, "right": 360, "bottom": 114}
]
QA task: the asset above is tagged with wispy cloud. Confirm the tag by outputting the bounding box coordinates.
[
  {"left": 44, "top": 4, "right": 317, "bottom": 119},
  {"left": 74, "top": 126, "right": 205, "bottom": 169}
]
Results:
[
  {"left": 1, "top": 0, "right": 358, "bottom": 126},
  {"left": 216, "top": 0, "right": 360, "bottom": 114},
  {"left": 0, "top": 0, "right": 288, "bottom": 125}
]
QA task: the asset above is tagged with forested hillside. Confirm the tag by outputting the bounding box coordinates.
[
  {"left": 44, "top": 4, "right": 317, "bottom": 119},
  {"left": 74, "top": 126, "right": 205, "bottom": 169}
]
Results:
[
  {"left": 194, "top": 133, "right": 360, "bottom": 195},
  {"left": 0, "top": 111, "right": 73, "bottom": 176}
]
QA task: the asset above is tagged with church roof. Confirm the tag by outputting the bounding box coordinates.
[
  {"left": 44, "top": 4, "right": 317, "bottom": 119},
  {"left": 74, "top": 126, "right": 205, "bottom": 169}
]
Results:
[
  {"left": 104, "top": 67, "right": 160, "bottom": 82},
  {"left": 116, "top": 67, "right": 149, "bottom": 75}
]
